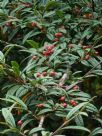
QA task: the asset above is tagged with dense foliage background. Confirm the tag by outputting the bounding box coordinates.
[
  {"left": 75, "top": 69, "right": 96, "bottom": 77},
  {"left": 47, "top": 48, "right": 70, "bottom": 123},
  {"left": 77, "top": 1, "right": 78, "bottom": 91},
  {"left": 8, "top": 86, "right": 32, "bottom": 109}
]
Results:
[{"left": 0, "top": 0, "right": 102, "bottom": 136}]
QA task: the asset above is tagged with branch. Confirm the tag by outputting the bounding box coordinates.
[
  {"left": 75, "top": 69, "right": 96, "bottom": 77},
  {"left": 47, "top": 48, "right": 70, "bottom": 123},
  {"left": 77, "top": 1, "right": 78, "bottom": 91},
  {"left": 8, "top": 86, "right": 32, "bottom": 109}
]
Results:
[
  {"left": 59, "top": 73, "right": 68, "bottom": 87},
  {"left": 32, "top": 116, "right": 45, "bottom": 136},
  {"left": 38, "top": 116, "right": 45, "bottom": 127}
]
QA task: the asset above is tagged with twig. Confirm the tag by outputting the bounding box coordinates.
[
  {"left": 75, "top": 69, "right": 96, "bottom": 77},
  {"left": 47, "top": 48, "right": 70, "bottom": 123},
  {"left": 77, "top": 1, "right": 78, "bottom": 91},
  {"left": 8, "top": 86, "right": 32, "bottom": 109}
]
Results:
[
  {"left": 32, "top": 116, "right": 45, "bottom": 136},
  {"left": 38, "top": 116, "right": 45, "bottom": 127},
  {"left": 59, "top": 73, "right": 68, "bottom": 87}
]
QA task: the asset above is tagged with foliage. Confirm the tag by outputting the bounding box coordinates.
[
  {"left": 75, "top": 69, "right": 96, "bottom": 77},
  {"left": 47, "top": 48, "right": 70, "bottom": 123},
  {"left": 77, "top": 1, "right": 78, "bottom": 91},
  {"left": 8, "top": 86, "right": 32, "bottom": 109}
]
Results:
[{"left": 0, "top": 0, "right": 102, "bottom": 136}]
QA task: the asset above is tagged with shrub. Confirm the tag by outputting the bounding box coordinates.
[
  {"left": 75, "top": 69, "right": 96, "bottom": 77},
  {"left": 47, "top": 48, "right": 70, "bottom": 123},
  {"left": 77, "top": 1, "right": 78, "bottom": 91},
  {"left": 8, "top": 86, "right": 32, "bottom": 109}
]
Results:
[{"left": 0, "top": 0, "right": 102, "bottom": 136}]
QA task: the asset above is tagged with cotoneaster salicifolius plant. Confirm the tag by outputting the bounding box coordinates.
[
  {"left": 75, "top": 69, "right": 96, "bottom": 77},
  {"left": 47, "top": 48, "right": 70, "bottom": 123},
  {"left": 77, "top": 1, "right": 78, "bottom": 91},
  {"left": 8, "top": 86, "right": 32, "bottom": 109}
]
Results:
[{"left": 0, "top": 0, "right": 102, "bottom": 136}]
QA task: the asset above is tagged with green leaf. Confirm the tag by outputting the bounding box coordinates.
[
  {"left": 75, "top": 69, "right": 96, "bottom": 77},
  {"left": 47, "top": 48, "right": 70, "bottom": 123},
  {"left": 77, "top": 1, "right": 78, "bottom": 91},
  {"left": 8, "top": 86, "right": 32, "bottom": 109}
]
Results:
[
  {"left": 44, "top": 11, "right": 55, "bottom": 18},
  {"left": 29, "top": 127, "right": 44, "bottom": 135},
  {"left": 11, "top": 61, "right": 20, "bottom": 76},
  {"left": 99, "top": 106, "right": 102, "bottom": 112},
  {"left": 0, "top": 51, "right": 5, "bottom": 63},
  {"left": 20, "top": 119, "right": 33, "bottom": 130},
  {"left": 46, "top": 1, "right": 59, "bottom": 11},
  {"left": 41, "top": 131, "right": 51, "bottom": 136},
  {"left": 23, "top": 31, "right": 41, "bottom": 43},
  {"left": 46, "top": 33, "right": 54, "bottom": 40},
  {"left": 0, "top": 128, "right": 18, "bottom": 134},
  {"left": 89, "top": 127, "right": 102, "bottom": 136},
  {"left": 8, "top": 28, "right": 19, "bottom": 41},
  {"left": 49, "top": 49, "right": 63, "bottom": 62},
  {"left": 75, "top": 114, "right": 84, "bottom": 126},
  {"left": 16, "top": 86, "right": 28, "bottom": 97},
  {"left": 91, "top": 70, "right": 102, "bottom": 76},
  {"left": 77, "top": 49, "right": 85, "bottom": 57},
  {"left": 89, "top": 58, "right": 101, "bottom": 69},
  {"left": 6, "top": 95, "right": 27, "bottom": 110},
  {"left": 6, "top": 85, "right": 21, "bottom": 96},
  {"left": 81, "top": 60, "right": 90, "bottom": 67},
  {"left": 26, "top": 40, "right": 39, "bottom": 48},
  {"left": 38, "top": 109, "right": 52, "bottom": 115},
  {"left": 67, "top": 102, "right": 88, "bottom": 119},
  {"left": 81, "top": 28, "right": 92, "bottom": 39},
  {"left": 1, "top": 0, "right": 9, "bottom": 8},
  {"left": 61, "top": 126, "right": 90, "bottom": 133},
  {"left": 2, "top": 108, "right": 16, "bottom": 127},
  {"left": 86, "top": 103, "right": 99, "bottom": 113},
  {"left": 69, "top": 92, "right": 91, "bottom": 99},
  {"left": 56, "top": 10, "right": 64, "bottom": 18}
]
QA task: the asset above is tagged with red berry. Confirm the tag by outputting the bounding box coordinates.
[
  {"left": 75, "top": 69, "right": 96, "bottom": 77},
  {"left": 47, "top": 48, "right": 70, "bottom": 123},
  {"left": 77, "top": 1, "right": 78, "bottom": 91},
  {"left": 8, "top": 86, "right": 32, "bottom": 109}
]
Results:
[
  {"left": 70, "top": 100, "right": 77, "bottom": 106},
  {"left": 45, "top": 45, "right": 54, "bottom": 51},
  {"left": 85, "top": 54, "right": 90, "bottom": 60},
  {"left": 73, "top": 85, "right": 79, "bottom": 90},
  {"left": 94, "top": 51, "right": 99, "bottom": 56},
  {"left": 42, "top": 72, "right": 47, "bottom": 76},
  {"left": 48, "top": 45, "right": 54, "bottom": 50},
  {"left": 72, "top": 102, "right": 77, "bottom": 106},
  {"left": 36, "top": 72, "right": 41, "bottom": 77},
  {"left": 47, "top": 50, "right": 53, "bottom": 55},
  {"left": 17, "top": 120, "right": 23, "bottom": 126},
  {"left": 37, "top": 104, "right": 44, "bottom": 108},
  {"left": 60, "top": 96, "right": 65, "bottom": 101},
  {"left": 53, "top": 38, "right": 59, "bottom": 42},
  {"left": 43, "top": 51, "right": 48, "bottom": 56},
  {"left": 32, "top": 56, "right": 37, "bottom": 60},
  {"left": 55, "top": 32, "right": 63, "bottom": 38},
  {"left": 49, "top": 71, "right": 56, "bottom": 77},
  {"left": 31, "top": 22, "right": 37, "bottom": 27},
  {"left": 43, "top": 50, "right": 53, "bottom": 56},
  {"left": 62, "top": 103, "right": 67, "bottom": 108},
  {"left": 70, "top": 100, "right": 75, "bottom": 104}
]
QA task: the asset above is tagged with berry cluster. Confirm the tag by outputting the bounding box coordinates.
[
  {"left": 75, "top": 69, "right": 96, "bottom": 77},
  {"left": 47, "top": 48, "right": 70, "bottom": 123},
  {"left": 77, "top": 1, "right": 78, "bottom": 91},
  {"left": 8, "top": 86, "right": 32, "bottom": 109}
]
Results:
[
  {"left": 43, "top": 45, "right": 54, "bottom": 56},
  {"left": 70, "top": 100, "right": 77, "bottom": 106},
  {"left": 53, "top": 32, "right": 63, "bottom": 42},
  {"left": 36, "top": 71, "right": 56, "bottom": 77},
  {"left": 59, "top": 96, "right": 77, "bottom": 108}
]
